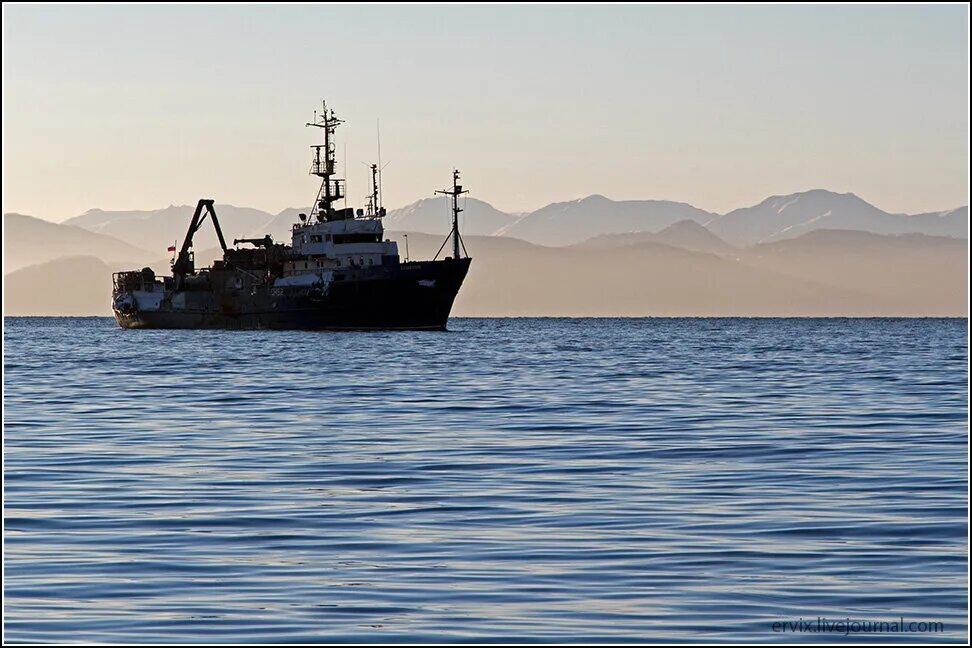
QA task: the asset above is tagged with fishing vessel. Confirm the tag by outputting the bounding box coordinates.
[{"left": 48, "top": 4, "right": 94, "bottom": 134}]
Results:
[{"left": 112, "top": 103, "right": 471, "bottom": 330}]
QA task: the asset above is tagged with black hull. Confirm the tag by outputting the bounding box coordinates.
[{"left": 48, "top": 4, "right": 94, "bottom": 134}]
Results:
[{"left": 113, "top": 258, "right": 470, "bottom": 331}]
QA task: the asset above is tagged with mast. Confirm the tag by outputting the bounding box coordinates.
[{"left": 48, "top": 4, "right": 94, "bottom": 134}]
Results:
[
  {"left": 435, "top": 169, "right": 468, "bottom": 260},
  {"left": 370, "top": 163, "right": 379, "bottom": 217},
  {"left": 306, "top": 101, "right": 345, "bottom": 222}
]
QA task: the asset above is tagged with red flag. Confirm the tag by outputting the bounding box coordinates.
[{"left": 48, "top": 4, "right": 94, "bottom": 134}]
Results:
[{"left": 167, "top": 245, "right": 176, "bottom": 252}]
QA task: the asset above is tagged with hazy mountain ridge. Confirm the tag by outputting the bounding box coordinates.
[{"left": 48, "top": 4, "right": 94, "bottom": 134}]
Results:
[
  {"left": 63, "top": 204, "right": 276, "bottom": 254},
  {"left": 737, "top": 229, "right": 968, "bottom": 314},
  {"left": 31, "top": 188, "right": 968, "bottom": 252},
  {"left": 383, "top": 197, "right": 521, "bottom": 237},
  {"left": 5, "top": 255, "right": 117, "bottom": 316},
  {"left": 576, "top": 219, "right": 736, "bottom": 256},
  {"left": 6, "top": 227, "right": 965, "bottom": 317},
  {"left": 496, "top": 195, "right": 719, "bottom": 246},
  {"left": 380, "top": 230, "right": 965, "bottom": 317},
  {"left": 2, "top": 213, "right": 151, "bottom": 273},
  {"left": 249, "top": 208, "right": 304, "bottom": 243},
  {"left": 706, "top": 190, "right": 968, "bottom": 245},
  {"left": 5, "top": 189, "right": 966, "bottom": 317}
]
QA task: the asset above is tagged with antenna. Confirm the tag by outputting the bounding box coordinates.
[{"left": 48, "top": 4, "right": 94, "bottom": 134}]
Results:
[{"left": 377, "top": 119, "right": 384, "bottom": 214}]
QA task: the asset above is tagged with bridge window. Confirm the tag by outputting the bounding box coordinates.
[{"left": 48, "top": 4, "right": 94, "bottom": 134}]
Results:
[{"left": 333, "top": 233, "right": 382, "bottom": 244}]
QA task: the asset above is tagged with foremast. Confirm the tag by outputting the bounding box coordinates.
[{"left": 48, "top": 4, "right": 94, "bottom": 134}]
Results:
[{"left": 435, "top": 169, "right": 469, "bottom": 260}]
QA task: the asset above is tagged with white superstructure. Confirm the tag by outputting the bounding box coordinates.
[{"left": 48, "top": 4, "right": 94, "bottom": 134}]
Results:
[{"left": 286, "top": 213, "right": 399, "bottom": 274}]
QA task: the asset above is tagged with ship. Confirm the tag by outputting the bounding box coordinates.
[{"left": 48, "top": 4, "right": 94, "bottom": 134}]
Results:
[{"left": 111, "top": 102, "right": 471, "bottom": 330}]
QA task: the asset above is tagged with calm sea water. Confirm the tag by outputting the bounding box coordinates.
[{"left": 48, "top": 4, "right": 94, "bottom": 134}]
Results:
[{"left": 3, "top": 317, "right": 968, "bottom": 643}]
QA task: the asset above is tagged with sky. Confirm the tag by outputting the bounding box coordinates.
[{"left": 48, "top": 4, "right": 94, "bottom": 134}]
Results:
[{"left": 2, "top": 3, "right": 969, "bottom": 222}]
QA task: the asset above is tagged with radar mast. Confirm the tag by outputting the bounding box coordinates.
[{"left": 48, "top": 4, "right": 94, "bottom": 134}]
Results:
[
  {"left": 306, "top": 101, "right": 345, "bottom": 222},
  {"left": 365, "top": 163, "right": 381, "bottom": 217}
]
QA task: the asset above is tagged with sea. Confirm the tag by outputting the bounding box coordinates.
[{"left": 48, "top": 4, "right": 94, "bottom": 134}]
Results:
[{"left": 3, "top": 317, "right": 968, "bottom": 643}]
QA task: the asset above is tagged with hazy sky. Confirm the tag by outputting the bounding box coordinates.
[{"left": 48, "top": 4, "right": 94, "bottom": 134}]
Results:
[{"left": 3, "top": 4, "right": 968, "bottom": 221}]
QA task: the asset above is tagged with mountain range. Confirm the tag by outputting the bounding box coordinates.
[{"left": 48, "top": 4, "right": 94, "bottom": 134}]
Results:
[
  {"left": 62, "top": 204, "right": 275, "bottom": 257},
  {"left": 384, "top": 197, "right": 521, "bottom": 238},
  {"left": 5, "top": 228, "right": 966, "bottom": 317},
  {"left": 576, "top": 219, "right": 737, "bottom": 256},
  {"left": 3, "top": 213, "right": 151, "bottom": 273},
  {"left": 706, "top": 190, "right": 967, "bottom": 246},
  {"left": 24, "top": 189, "right": 965, "bottom": 256},
  {"left": 494, "top": 195, "right": 718, "bottom": 246},
  {"left": 3, "top": 188, "right": 967, "bottom": 317}
]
